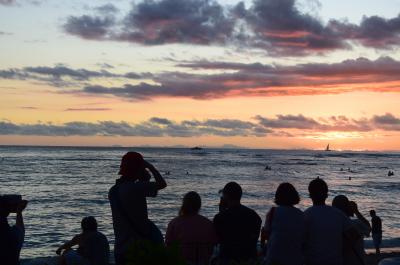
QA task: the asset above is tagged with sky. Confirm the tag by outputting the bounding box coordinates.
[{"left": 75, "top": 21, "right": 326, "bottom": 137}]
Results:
[{"left": 1, "top": 0, "right": 400, "bottom": 150}]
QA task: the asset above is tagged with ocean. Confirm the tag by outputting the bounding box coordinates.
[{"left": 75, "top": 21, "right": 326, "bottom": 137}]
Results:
[{"left": 0, "top": 146, "right": 399, "bottom": 259}]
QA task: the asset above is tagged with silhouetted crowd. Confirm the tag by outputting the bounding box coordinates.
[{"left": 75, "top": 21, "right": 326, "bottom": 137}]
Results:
[{"left": 0, "top": 151, "right": 384, "bottom": 265}]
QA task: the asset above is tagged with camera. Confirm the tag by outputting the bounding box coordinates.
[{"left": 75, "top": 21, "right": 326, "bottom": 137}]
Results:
[{"left": 0, "top": 194, "right": 23, "bottom": 213}]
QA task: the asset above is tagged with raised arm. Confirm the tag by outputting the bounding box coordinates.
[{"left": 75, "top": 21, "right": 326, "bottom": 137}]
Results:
[
  {"left": 144, "top": 160, "right": 167, "bottom": 190},
  {"left": 350, "top": 201, "right": 371, "bottom": 234},
  {"left": 15, "top": 200, "right": 28, "bottom": 232},
  {"left": 56, "top": 235, "right": 82, "bottom": 255}
]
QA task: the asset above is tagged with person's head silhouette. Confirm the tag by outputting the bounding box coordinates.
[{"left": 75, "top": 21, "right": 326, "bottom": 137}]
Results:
[
  {"left": 179, "top": 191, "right": 201, "bottom": 216},
  {"left": 370, "top": 210, "right": 376, "bottom": 217},
  {"left": 81, "top": 216, "right": 98, "bottom": 232},
  {"left": 332, "top": 195, "right": 351, "bottom": 216},
  {"left": 275, "top": 182, "right": 300, "bottom": 206},
  {"left": 308, "top": 177, "right": 328, "bottom": 205},
  {"left": 118, "top": 152, "right": 150, "bottom": 181},
  {"left": 221, "top": 182, "right": 242, "bottom": 208}
]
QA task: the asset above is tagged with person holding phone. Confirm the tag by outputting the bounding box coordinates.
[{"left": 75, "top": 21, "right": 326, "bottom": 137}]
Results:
[{"left": 0, "top": 195, "right": 28, "bottom": 265}]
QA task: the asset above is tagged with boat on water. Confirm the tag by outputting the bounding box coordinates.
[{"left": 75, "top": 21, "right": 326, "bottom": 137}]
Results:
[
  {"left": 190, "top": 146, "right": 203, "bottom": 150},
  {"left": 325, "top": 144, "right": 331, "bottom": 151}
]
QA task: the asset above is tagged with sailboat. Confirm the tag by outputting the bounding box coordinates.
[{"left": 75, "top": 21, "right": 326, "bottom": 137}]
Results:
[{"left": 325, "top": 144, "right": 331, "bottom": 152}]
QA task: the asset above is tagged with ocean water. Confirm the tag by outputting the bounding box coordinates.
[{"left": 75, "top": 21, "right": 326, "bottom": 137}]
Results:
[{"left": 0, "top": 146, "right": 399, "bottom": 259}]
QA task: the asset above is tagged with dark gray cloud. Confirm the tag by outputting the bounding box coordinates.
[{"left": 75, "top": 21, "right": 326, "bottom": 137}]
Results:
[
  {"left": 81, "top": 56, "right": 400, "bottom": 100},
  {"left": 2, "top": 113, "right": 400, "bottom": 137},
  {"left": 149, "top": 117, "right": 173, "bottom": 125},
  {"left": 255, "top": 114, "right": 389, "bottom": 132},
  {"left": 0, "top": 0, "right": 15, "bottom": 5},
  {"left": 61, "top": 0, "right": 400, "bottom": 56},
  {"left": 0, "top": 0, "right": 45, "bottom": 6},
  {"left": 0, "top": 69, "right": 28, "bottom": 79},
  {"left": 372, "top": 113, "right": 400, "bottom": 131},
  {"left": 24, "top": 65, "right": 115, "bottom": 80},
  {"left": 119, "top": 0, "right": 234, "bottom": 45},
  {"left": 256, "top": 114, "right": 320, "bottom": 129},
  {"left": 329, "top": 14, "right": 400, "bottom": 49},
  {"left": 95, "top": 3, "right": 119, "bottom": 15},
  {"left": 0, "top": 117, "right": 269, "bottom": 137},
  {"left": 3, "top": 57, "right": 400, "bottom": 100},
  {"left": 63, "top": 15, "right": 116, "bottom": 40},
  {"left": 82, "top": 76, "right": 231, "bottom": 100},
  {"left": 239, "top": 0, "right": 347, "bottom": 55},
  {"left": 0, "top": 65, "right": 150, "bottom": 86}
]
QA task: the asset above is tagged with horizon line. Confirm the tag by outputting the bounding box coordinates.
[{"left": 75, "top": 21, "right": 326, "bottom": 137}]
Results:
[{"left": 0, "top": 144, "right": 399, "bottom": 153}]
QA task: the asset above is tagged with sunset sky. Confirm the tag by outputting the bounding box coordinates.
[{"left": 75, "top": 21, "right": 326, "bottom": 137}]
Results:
[{"left": 1, "top": 0, "right": 400, "bottom": 150}]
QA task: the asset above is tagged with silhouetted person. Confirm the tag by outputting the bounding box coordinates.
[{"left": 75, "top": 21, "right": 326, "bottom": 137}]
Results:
[
  {"left": 370, "top": 210, "right": 382, "bottom": 255},
  {"left": 304, "top": 178, "right": 358, "bottom": 265},
  {"left": 213, "top": 182, "right": 262, "bottom": 265},
  {"left": 165, "top": 191, "right": 217, "bottom": 265},
  {"left": 0, "top": 196, "right": 27, "bottom": 265},
  {"left": 56, "top": 216, "right": 110, "bottom": 265},
  {"left": 261, "top": 183, "right": 305, "bottom": 265},
  {"left": 109, "top": 152, "right": 167, "bottom": 265},
  {"left": 332, "top": 195, "right": 371, "bottom": 265}
]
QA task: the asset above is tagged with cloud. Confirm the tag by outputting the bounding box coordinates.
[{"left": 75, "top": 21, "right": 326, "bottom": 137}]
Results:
[
  {"left": 0, "top": 0, "right": 15, "bottom": 6},
  {"left": 24, "top": 65, "right": 116, "bottom": 80},
  {"left": 0, "top": 31, "right": 12, "bottom": 35},
  {"left": 0, "top": 117, "right": 269, "bottom": 137},
  {"left": 19, "top": 106, "right": 38, "bottom": 110},
  {"left": 329, "top": 14, "right": 400, "bottom": 49},
  {"left": 238, "top": 0, "right": 348, "bottom": 55},
  {"left": 64, "top": 108, "right": 112, "bottom": 111},
  {"left": 2, "top": 57, "right": 400, "bottom": 100},
  {"left": 96, "top": 63, "right": 114, "bottom": 69},
  {"left": 63, "top": 15, "right": 116, "bottom": 40},
  {"left": 255, "top": 114, "right": 388, "bottom": 132},
  {"left": 256, "top": 114, "right": 320, "bottom": 129},
  {"left": 60, "top": 0, "right": 400, "bottom": 55},
  {"left": 119, "top": 0, "right": 234, "bottom": 45},
  {"left": 81, "top": 56, "right": 400, "bottom": 100},
  {"left": 0, "top": 0, "right": 45, "bottom": 6},
  {"left": 1, "top": 113, "right": 400, "bottom": 138},
  {"left": 149, "top": 117, "right": 173, "bottom": 125},
  {"left": 81, "top": 77, "right": 231, "bottom": 100},
  {"left": 0, "top": 65, "right": 150, "bottom": 86},
  {"left": 372, "top": 113, "right": 400, "bottom": 131},
  {"left": 63, "top": 0, "right": 234, "bottom": 45},
  {"left": 95, "top": 3, "right": 119, "bottom": 15},
  {"left": 0, "top": 69, "right": 27, "bottom": 79}
]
